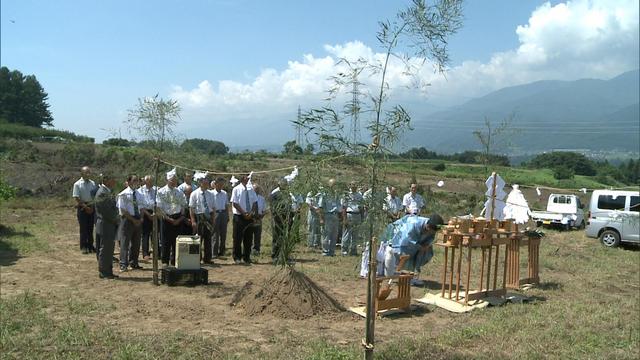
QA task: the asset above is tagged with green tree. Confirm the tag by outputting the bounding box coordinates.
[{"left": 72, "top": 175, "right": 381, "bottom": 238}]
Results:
[
  {"left": 103, "top": 138, "right": 134, "bottom": 147},
  {"left": 527, "top": 152, "right": 596, "bottom": 176},
  {"left": 303, "top": 143, "right": 314, "bottom": 155},
  {"left": 282, "top": 140, "right": 302, "bottom": 155},
  {"left": 181, "top": 138, "right": 229, "bottom": 155},
  {"left": 0, "top": 67, "right": 53, "bottom": 127}
]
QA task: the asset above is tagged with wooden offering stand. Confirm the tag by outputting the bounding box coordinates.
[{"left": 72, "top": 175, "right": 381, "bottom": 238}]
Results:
[
  {"left": 437, "top": 218, "right": 543, "bottom": 306},
  {"left": 506, "top": 228, "right": 542, "bottom": 288},
  {"left": 372, "top": 246, "right": 413, "bottom": 314},
  {"left": 436, "top": 217, "right": 514, "bottom": 305}
]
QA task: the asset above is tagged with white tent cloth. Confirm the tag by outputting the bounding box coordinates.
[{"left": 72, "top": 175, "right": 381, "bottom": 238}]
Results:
[
  {"left": 502, "top": 184, "right": 531, "bottom": 224},
  {"left": 483, "top": 198, "right": 506, "bottom": 220}
]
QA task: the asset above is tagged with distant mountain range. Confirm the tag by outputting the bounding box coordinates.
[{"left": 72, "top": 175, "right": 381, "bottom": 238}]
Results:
[{"left": 409, "top": 69, "right": 640, "bottom": 154}]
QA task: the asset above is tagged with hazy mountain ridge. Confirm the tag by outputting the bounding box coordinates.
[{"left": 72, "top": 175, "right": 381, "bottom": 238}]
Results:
[{"left": 410, "top": 69, "right": 640, "bottom": 154}]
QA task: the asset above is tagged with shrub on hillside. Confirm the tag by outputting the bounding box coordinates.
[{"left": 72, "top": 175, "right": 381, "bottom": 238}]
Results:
[
  {"left": 58, "top": 143, "right": 96, "bottom": 166},
  {"left": 181, "top": 138, "right": 229, "bottom": 155},
  {"left": 0, "top": 139, "right": 39, "bottom": 162},
  {"left": 0, "top": 177, "right": 16, "bottom": 202},
  {"left": 432, "top": 163, "right": 446, "bottom": 171},
  {"left": 103, "top": 138, "right": 134, "bottom": 147},
  {"left": 0, "top": 120, "right": 93, "bottom": 143},
  {"left": 553, "top": 166, "right": 575, "bottom": 180},
  {"left": 528, "top": 152, "right": 596, "bottom": 176}
]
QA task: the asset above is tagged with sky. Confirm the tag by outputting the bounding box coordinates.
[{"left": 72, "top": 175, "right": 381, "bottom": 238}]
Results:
[{"left": 1, "top": 0, "right": 638, "bottom": 148}]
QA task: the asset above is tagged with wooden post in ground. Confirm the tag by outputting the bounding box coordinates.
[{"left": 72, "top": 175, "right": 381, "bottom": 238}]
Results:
[
  {"left": 152, "top": 157, "right": 160, "bottom": 285},
  {"left": 364, "top": 237, "right": 377, "bottom": 360}
]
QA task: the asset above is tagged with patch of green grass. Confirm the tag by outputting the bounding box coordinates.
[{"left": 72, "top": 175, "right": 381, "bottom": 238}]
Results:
[
  {"left": 0, "top": 292, "right": 225, "bottom": 360},
  {"left": 387, "top": 159, "right": 610, "bottom": 190},
  {"left": 300, "top": 340, "right": 359, "bottom": 360},
  {"left": 0, "top": 223, "right": 49, "bottom": 256}
]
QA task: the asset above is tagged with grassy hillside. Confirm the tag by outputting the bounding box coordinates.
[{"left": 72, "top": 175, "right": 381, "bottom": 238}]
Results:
[{"left": 0, "top": 121, "right": 94, "bottom": 143}]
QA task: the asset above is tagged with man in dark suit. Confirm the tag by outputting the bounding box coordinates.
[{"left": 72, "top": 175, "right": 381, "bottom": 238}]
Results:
[{"left": 95, "top": 174, "right": 120, "bottom": 279}]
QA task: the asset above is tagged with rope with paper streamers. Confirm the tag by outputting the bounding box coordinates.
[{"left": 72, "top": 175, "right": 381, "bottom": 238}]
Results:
[
  {"left": 518, "top": 183, "right": 639, "bottom": 195},
  {"left": 155, "top": 152, "right": 349, "bottom": 180},
  {"left": 483, "top": 192, "right": 636, "bottom": 213}
]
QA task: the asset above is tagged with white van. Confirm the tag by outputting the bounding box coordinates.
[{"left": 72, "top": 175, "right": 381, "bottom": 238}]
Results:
[{"left": 585, "top": 189, "right": 640, "bottom": 247}]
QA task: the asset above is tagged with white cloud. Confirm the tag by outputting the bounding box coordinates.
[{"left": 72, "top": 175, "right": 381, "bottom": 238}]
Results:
[
  {"left": 169, "top": 0, "right": 639, "bottom": 143},
  {"left": 425, "top": 0, "right": 639, "bottom": 102}
]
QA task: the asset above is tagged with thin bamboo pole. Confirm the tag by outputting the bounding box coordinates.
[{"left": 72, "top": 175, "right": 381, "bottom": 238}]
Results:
[
  {"left": 152, "top": 157, "right": 160, "bottom": 285},
  {"left": 448, "top": 247, "right": 455, "bottom": 299},
  {"left": 441, "top": 247, "right": 448, "bottom": 298},
  {"left": 455, "top": 241, "right": 463, "bottom": 301},
  {"left": 465, "top": 244, "right": 472, "bottom": 305},
  {"left": 493, "top": 244, "right": 499, "bottom": 290},
  {"left": 478, "top": 248, "right": 485, "bottom": 292}
]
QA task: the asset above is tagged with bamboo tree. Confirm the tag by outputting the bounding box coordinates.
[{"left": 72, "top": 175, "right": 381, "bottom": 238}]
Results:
[
  {"left": 298, "top": 1, "right": 463, "bottom": 358},
  {"left": 127, "top": 94, "right": 181, "bottom": 285}
]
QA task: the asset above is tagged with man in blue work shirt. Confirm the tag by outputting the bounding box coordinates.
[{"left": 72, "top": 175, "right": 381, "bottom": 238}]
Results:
[{"left": 382, "top": 214, "right": 444, "bottom": 285}]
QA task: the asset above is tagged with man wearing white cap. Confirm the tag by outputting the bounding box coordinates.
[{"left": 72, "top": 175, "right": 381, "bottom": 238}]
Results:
[
  {"left": 138, "top": 175, "right": 156, "bottom": 260},
  {"left": 189, "top": 172, "right": 216, "bottom": 264},
  {"left": 157, "top": 168, "right": 187, "bottom": 266}
]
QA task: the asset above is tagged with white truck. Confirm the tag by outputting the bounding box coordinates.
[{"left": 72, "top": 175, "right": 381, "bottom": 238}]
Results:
[{"left": 531, "top": 194, "right": 585, "bottom": 230}]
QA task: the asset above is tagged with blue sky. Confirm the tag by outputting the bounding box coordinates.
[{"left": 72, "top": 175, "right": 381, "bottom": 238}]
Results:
[{"left": 1, "top": 0, "right": 638, "bottom": 147}]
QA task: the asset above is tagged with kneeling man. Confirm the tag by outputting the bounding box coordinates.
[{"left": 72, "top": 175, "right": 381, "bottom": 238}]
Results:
[{"left": 382, "top": 214, "right": 444, "bottom": 285}]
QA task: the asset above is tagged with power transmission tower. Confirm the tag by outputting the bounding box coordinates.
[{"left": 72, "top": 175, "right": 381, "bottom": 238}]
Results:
[
  {"left": 295, "top": 105, "right": 304, "bottom": 147},
  {"left": 349, "top": 77, "right": 361, "bottom": 144}
]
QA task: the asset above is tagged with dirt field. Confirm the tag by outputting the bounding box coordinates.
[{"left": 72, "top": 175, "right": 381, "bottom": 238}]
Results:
[{"left": 1, "top": 198, "right": 639, "bottom": 359}]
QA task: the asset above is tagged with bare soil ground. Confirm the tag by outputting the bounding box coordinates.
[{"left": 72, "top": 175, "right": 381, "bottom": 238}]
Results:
[
  {"left": 1, "top": 198, "right": 638, "bottom": 359},
  {"left": 0, "top": 202, "right": 452, "bottom": 356}
]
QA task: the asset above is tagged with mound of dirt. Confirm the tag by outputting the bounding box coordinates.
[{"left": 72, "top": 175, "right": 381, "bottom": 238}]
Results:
[{"left": 230, "top": 267, "right": 344, "bottom": 320}]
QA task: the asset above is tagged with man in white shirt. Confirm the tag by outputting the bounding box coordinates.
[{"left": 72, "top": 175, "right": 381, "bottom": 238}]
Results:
[
  {"left": 318, "top": 178, "right": 340, "bottom": 256},
  {"left": 384, "top": 186, "right": 404, "bottom": 222},
  {"left": 157, "top": 169, "right": 187, "bottom": 266},
  {"left": 231, "top": 174, "right": 257, "bottom": 264},
  {"left": 403, "top": 183, "right": 425, "bottom": 216},
  {"left": 116, "top": 175, "right": 143, "bottom": 271},
  {"left": 72, "top": 166, "right": 97, "bottom": 254},
  {"left": 189, "top": 173, "right": 216, "bottom": 264},
  {"left": 210, "top": 177, "right": 230, "bottom": 257},
  {"left": 306, "top": 190, "right": 321, "bottom": 248},
  {"left": 137, "top": 175, "right": 156, "bottom": 260},
  {"left": 251, "top": 185, "right": 267, "bottom": 255},
  {"left": 341, "top": 181, "right": 364, "bottom": 256},
  {"left": 177, "top": 171, "right": 195, "bottom": 193}
]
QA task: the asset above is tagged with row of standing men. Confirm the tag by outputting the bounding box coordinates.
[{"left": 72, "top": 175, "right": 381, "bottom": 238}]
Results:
[{"left": 72, "top": 166, "right": 428, "bottom": 278}]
